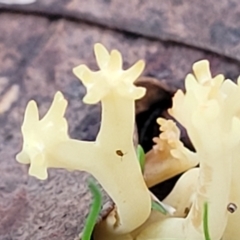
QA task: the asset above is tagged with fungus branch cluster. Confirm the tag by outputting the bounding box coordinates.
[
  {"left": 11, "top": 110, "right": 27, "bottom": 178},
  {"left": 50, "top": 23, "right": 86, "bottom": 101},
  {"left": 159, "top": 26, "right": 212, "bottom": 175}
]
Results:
[{"left": 17, "top": 45, "right": 240, "bottom": 240}]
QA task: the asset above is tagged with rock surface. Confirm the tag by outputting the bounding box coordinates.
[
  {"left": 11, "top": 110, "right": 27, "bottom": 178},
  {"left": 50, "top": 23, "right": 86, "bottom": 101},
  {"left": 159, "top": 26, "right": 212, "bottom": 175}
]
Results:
[
  {"left": 0, "top": 2, "right": 240, "bottom": 239},
  {"left": 2, "top": 0, "right": 240, "bottom": 60}
]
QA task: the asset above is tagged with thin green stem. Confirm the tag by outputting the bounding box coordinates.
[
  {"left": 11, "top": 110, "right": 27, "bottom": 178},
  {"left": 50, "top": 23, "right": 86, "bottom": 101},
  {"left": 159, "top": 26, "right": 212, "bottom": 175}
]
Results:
[
  {"left": 151, "top": 200, "right": 168, "bottom": 215},
  {"left": 203, "top": 202, "right": 211, "bottom": 240},
  {"left": 81, "top": 179, "right": 102, "bottom": 240},
  {"left": 137, "top": 144, "right": 145, "bottom": 173}
]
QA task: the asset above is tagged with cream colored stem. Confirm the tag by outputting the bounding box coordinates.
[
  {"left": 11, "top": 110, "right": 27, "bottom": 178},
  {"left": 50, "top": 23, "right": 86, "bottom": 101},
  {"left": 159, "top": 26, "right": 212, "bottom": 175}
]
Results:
[
  {"left": 163, "top": 168, "right": 199, "bottom": 217},
  {"left": 223, "top": 148, "right": 240, "bottom": 240},
  {"left": 47, "top": 140, "right": 95, "bottom": 171},
  {"left": 185, "top": 149, "right": 231, "bottom": 239},
  {"left": 50, "top": 140, "right": 151, "bottom": 234},
  {"left": 138, "top": 146, "right": 231, "bottom": 239},
  {"left": 97, "top": 94, "right": 135, "bottom": 149}
]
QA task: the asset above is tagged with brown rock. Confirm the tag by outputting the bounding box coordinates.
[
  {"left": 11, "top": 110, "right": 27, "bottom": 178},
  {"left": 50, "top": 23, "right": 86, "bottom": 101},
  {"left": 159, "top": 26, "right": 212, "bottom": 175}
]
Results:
[{"left": 1, "top": 1, "right": 240, "bottom": 60}]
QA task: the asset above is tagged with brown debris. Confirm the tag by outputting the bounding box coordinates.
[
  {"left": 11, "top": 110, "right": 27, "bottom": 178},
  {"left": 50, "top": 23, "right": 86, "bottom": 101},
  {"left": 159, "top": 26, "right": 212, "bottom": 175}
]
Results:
[{"left": 135, "top": 76, "right": 174, "bottom": 114}]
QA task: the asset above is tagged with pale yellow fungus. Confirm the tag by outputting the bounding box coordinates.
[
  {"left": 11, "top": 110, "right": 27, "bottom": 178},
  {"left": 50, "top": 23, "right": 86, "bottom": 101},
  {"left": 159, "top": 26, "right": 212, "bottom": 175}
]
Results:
[
  {"left": 17, "top": 43, "right": 151, "bottom": 235},
  {"left": 16, "top": 45, "right": 240, "bottom": 240},
  {"left": 16, "top": 91, "right": 69, "bottom": 180},
  {"left": 144, "top": 118, "right": 198, "bottom": 187},
  {"left": 73, "top": 43, "right": 146, "bottom": 104},
  {"left": 137, "top": 60, "right": 240, "bottom": 240},
  {"left": 95, "top": 60, "right": 240, "bottom": 240}
]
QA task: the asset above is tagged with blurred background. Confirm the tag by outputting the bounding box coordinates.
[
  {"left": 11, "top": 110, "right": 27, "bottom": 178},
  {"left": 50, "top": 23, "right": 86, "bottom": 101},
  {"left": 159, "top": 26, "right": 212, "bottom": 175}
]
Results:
[{"left": 0, "top": 0, "right": 240, "bottom": 239}]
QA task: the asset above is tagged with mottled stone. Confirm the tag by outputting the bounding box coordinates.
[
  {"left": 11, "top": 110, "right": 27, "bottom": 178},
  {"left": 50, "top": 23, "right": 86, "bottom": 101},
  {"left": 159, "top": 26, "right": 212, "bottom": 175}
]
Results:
[{"left": 1, "top": 0, "right": 240, "bottom": 60}]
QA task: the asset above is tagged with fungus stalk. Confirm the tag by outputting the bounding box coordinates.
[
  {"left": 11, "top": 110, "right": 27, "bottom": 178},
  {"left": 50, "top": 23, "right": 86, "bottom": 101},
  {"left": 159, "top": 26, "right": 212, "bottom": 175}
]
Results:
[{"left": 137, "top": 60, "right": 240, "bottom": 240}]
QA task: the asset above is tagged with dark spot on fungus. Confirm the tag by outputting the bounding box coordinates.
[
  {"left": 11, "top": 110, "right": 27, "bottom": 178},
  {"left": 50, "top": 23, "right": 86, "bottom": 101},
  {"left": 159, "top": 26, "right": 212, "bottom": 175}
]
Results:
[
  {"left": 116, "top": 150, "right": 124, "bottom": 156},
  {"left": 227, "top": 203, "right": 237, "bottom": 213}
]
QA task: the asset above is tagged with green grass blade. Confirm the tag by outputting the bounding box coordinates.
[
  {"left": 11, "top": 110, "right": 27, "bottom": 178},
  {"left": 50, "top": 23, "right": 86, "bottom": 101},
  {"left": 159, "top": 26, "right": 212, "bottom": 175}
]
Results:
[
  {"left": 203, "top": 202, "right": 211, "bottom": 240},
  {"left": 137, "top": 144, "right": 145, "bottom": 173},
  {"left": 81, "top": 179, "right": 102, "bottom": 240},
  {"left": 151, "top": 200, "right": 168, "bottom": 215}
]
